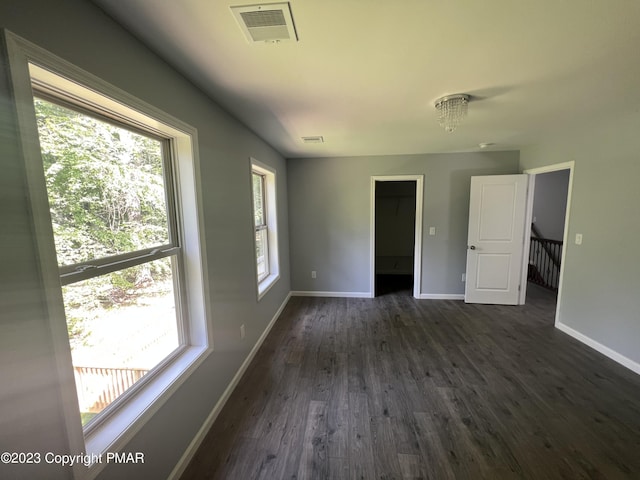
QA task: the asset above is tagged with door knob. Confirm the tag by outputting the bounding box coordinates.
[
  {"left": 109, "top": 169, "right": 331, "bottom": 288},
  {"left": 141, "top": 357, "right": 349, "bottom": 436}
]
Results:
[{"left": 469, "top": 245, "right": 476, "bottom": 250}]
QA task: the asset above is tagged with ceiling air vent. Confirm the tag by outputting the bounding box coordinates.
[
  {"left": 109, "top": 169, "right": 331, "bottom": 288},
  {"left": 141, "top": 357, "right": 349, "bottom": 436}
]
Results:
[
  {"left": 231, "top": 3, "right": 298, "bottom": 43},
  {"left": 302, "top": 136, "right": 324, "bottom": 144}
]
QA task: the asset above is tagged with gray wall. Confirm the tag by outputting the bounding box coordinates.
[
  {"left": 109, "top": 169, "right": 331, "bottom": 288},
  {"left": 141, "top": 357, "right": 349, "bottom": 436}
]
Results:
[
  {"left": 287, "top": 151, "right": 519, "bottom": 295},
  {"left": 0, "top": 1, "right": 290, "bottom": 479},
  {"left": 520, "top": 119, "right": 640, "bottom": 368},
  {"left": 532, "top": 169, "right": 570, "bottom": 240}
]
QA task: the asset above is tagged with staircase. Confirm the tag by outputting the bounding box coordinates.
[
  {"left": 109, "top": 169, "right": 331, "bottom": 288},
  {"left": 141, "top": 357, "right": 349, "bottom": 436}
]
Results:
[{"left": 528, "top": 224, "right": 562, "bottom": 291}]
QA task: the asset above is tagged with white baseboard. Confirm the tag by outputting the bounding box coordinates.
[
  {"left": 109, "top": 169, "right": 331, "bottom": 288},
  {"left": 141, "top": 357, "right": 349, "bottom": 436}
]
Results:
[
  {"left": 168, "top": 292, "right": 292, "bottom": 480},
  {"left": 290, "top": 290, "right": 373, "bottom": 298},
  {"left": 555, "top": 322, "right": 640, "bottom": 376},
  {"left": 417, "top": 293, "right": 465, "bottom": 300},
  {"left": 290, "top": 291, "right": 465, "bottom": 300}
]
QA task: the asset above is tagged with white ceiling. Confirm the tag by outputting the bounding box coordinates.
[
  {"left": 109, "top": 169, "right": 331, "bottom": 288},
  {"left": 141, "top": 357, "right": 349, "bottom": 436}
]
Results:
[{"left": 93, "top": 0, "right": 640, "bottom": 158}]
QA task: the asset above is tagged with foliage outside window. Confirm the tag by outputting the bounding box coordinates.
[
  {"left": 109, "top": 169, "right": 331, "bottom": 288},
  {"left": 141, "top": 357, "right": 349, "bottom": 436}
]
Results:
[
  {"left": 252, "top": 171, "right": 269, "bottom": 282},
  {"left": 33, "top": 96, "right": 183, "bottom": 428}
]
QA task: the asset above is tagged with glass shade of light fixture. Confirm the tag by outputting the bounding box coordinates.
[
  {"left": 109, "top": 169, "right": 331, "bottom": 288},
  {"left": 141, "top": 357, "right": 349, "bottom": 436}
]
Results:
[{"left": 434, "top": 94, "right": 469, "bottom": 133}]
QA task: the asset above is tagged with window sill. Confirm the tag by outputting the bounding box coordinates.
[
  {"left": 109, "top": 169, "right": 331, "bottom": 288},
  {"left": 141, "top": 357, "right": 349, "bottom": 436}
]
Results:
[
  {"left": 82, "top": 345, "right": 210, "bottom": 479},
  {"left": 257, "top": 273, "right": 280, "bottom": 301}
]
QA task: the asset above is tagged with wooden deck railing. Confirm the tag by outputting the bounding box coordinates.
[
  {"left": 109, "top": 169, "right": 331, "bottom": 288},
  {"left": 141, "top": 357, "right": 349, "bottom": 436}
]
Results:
[{"left": 74, "top": 366, "right": 149, "bottom": 413}]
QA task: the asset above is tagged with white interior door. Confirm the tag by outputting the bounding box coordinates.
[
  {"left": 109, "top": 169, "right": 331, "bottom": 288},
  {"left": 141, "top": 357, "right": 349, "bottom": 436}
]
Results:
[{"left": 465, "top": 174, "right": 528, "bottom": 305}]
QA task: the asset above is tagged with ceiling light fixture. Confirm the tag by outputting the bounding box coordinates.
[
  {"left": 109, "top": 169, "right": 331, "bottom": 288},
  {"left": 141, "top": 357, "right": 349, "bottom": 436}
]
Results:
[{"left": 434, "top": 94, "right": 470, "bottom": 133}]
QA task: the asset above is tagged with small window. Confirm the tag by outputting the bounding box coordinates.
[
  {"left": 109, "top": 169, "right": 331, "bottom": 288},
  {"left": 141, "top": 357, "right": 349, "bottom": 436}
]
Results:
[
  {"left": 251, "top": 160, "right": 279, "bottom": 298},
  {"left": 253, "top": 171, "right": 269, "bottom": 281}
]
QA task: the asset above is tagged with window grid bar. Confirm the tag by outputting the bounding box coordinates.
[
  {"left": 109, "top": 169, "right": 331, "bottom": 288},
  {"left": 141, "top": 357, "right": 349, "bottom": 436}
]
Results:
[{"left": 59, "top": 246, "right": 180, "bottom": 286}]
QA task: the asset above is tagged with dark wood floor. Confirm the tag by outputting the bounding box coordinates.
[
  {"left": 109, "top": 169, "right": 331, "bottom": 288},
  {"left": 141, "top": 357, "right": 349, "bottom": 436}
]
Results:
[{"left": 181, "top": 285, "right": 640, "bottom": 479}]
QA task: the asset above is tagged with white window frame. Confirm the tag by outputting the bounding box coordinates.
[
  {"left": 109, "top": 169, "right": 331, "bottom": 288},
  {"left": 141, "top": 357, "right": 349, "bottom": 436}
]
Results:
[
  {"left": 4, "top": 30, "right": 213, "bottom": 480},
  {"left": 253, "top": 170, "right": 270, "bottom": 282},
  {"left": 250, "top": 159, "right": 280, "bottom": 299}
]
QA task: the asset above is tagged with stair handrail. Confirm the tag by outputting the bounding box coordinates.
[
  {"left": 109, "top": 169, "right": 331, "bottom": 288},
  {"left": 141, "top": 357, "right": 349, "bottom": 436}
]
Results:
[{"left": 530, "top": 223, "right": 562, "bottom": 268}]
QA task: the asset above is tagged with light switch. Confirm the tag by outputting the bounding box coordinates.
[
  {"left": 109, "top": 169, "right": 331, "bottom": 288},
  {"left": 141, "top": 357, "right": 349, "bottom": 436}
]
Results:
[
  {"left": 429, "top": 227, "right": 436, "bottom": 236},
  {"left": 575, "top": 233, "right": 583, "bottom": 245}
]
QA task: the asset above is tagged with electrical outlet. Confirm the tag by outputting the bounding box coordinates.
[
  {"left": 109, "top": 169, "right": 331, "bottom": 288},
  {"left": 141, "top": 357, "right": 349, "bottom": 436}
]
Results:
[
  {"left": 240, "top": 324, "right": 245, "bottom": 339},
  {"left": 462, "top": 273, "right": 466, "bottom": 282},
  {"left": 429, "top": 226, "right": 436, "bottom": 236},
  {"left": 311, "top": 270, "right": 317, "bottom": 279},
  {"left": 575, "top": 233, "right": 583, "bottom": 245}
]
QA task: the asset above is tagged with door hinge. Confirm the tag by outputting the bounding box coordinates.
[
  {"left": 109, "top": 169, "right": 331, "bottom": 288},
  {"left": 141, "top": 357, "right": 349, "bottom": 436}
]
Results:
[{"left": 518, "top": 284, "right": 521, "bottom": 291}]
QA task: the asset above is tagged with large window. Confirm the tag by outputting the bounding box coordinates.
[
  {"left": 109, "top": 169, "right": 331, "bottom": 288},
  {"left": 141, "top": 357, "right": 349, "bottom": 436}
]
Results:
[
  {"left": 251, "top": 160, "right": 279, "bottom": 298},
  {"left": 5, "top": 32, "right": 211, "bottom": 473},
  {"left": 33, "top": 95, "right": 183, "bottom": 427}
]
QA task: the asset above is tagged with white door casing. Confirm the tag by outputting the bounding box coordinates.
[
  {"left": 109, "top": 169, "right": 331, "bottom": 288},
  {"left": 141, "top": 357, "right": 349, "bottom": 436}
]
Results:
[
  {"left": 522, "top": 161, "right": 575, "bottom": 318},
  {"left": 370, "top": 175, "right": 424, "bottom": 298},
  {"left": 465, "top": 174, "right": 528, "bottom": 305}
]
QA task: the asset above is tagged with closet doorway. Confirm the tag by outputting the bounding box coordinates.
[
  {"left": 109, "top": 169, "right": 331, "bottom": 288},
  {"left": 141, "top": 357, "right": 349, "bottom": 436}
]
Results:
[{"left": 370, "top": 175, "right": 423, "bottom": 298}]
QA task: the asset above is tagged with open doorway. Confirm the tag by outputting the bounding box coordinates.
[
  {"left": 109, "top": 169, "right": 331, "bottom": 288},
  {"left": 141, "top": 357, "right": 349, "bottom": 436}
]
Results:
[
  {"left": 522, "top": 163, "right": 574, "bottom": 318},
  {"left": 370, "top": 175, "right": 423, "bottom": 298}
]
